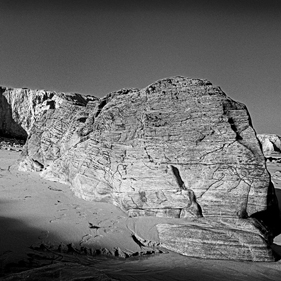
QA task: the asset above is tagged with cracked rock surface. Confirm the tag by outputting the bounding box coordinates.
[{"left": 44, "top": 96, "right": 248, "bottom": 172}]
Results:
[{"left": 1, "top": 76, "right": 280, "bottom": 260}]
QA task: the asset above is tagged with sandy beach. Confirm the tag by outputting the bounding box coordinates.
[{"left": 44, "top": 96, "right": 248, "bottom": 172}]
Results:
[{"left": 0, "top": 148, "right": 281, "bottom": 280}]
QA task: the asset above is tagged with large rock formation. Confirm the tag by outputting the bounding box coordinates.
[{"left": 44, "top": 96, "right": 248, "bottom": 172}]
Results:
[{"left": 1, "top": 76, "right": 280, "bottom": 261}]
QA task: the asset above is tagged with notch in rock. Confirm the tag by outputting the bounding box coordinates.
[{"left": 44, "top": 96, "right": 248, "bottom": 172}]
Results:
[
  {"left": 95, "top": 98, "right": 108, "bottom": 118},
  {"left": 171, "top": 165, "right": 186, "bottom": 190},
  {"left": 228, "top": 117, "right": 243, "bottom": 141},
  {"left": 171, "top": 165, "right": 203, "bottom": 217}
]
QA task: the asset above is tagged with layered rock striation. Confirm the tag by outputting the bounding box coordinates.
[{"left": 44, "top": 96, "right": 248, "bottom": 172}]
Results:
[{"left": 1, "top": 76, "right": 280, "bottom": 260}]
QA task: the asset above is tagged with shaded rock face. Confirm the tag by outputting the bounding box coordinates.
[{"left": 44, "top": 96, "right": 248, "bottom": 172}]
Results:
[
  {"left": 258, "top": 134, "right": 281, "bottom": 156},
  {"left": 2, "top": 76, "right": 280, "bottom": 260},
  {"left": 0, "top": 87, "right": 29, "bottom": 139}
]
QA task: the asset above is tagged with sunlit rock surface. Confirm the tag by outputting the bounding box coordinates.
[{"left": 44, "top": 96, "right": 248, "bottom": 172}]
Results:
[
  {"left": 1, "top": 76, "right": 280, "bottom": 260},
  {"left": 258, "top": 134, "right": 281, "bottom": 156}
]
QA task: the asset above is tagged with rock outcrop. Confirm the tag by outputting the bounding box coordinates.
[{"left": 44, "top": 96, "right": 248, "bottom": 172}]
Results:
[
  {"left": 0, "top": 87, "right": 52, "bottom": 139},
  {"left": 258, "top": 134, "right": 281, "bottom": 156},
  {"left": 0, "top": 86, "right": 96, "bottom": 139},
  {"left": 157, "top": 218, "right": 273, "bottom": 261},
  {"left": 1, "top": 76, "right": 280, "bottom": 261}
]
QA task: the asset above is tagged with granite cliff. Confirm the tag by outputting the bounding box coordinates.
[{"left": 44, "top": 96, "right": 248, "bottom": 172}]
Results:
[{"left": 1, "top": 77, "right": 280, "bottom": 261}]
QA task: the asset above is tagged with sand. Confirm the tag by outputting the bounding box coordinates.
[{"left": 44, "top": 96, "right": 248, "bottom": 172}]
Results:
[{"left": 1, "top": 149, "right": 281, "bottom": 280}]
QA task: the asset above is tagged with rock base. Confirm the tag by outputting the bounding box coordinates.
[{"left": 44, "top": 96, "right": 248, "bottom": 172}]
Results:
[{"left": 157, "top": 218, "right": 275, "bottom": 261}]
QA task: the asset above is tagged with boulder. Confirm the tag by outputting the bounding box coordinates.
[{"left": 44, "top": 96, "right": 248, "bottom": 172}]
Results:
[
  {"left": 21, "top": 77, "right": 273, "bottom": 218},
  {"left": 157, "top": 218, "right": 273, "bottom": 261},
  {"left": 1, "top": 76, "right": 280, "bottom": 260}
]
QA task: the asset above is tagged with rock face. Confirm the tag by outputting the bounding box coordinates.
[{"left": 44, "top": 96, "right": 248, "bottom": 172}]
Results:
[
  {"left": 258, "top": 134, "right": 281, "bottom": 156},
  {"left": 1, "top": 76, "right": 280, "bottom": 260},
  {"left": 157, "top": 218, "right": 273, "bottom": 261},
  {"left": 20, "top": 77, "right": 274, "bottom": 219}
]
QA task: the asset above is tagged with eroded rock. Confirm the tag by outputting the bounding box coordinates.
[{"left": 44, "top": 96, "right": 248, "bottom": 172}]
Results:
[
  {"left": 23, "top": 77, "right": 272, "bottom": 220},
  {"left": 1, "top": 76, "right": 280, "bottom": 260},
  {"left": 157, "top": 218, "right": 274, "bottom": 261}
]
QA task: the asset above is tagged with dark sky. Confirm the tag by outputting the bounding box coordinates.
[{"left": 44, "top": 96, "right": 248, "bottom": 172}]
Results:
[{"left": 0, "top": 0, "right": 280, "bottom": 134}]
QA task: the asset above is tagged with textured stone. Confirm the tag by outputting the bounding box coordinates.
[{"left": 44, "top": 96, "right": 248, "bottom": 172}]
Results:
[
  {"left": 1, "top": 76, "right": 280, "bottom": 260},
  {"left": 22, "top": 77, "right": 273, "bottom": 220},
  {"left": 157, "top": 217, "right": 274, "bottom": 261},
  {"left": 0, "top": 86, "right": 96, "bottom": 139},
  {"left": 0, "top": 87, "right": 53, "bottom": 139}
]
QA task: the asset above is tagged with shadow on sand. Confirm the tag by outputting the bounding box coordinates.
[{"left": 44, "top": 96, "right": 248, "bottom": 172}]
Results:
[
  {"left": 1, "top": 209, "right": 281, "bottom": 281},
  {"left": 0, "top": 214, "right": 58, "bottom": 277},
  {"left": 1, "top": 176, "right": 281, "bottom": 280},
  {"left": 0, "top": 213, "right": 118, "bottom": 280}
]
